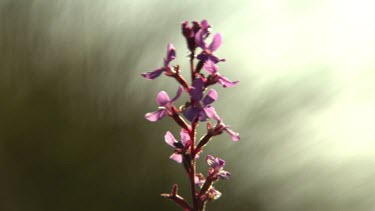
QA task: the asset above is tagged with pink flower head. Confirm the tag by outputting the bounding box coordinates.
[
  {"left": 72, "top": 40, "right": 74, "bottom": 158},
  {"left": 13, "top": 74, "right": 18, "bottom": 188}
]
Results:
[
  {"left": 183, "top": 78, "right": 218, "bottom": 122},
  {"left": 195, "top": 20, "right": 224, "bottom": 63},
  {"left": 206, "top": 155, "right": 231, "bottom": 180},
  {"left": 194, "top": 173, "right": 222, "bottom": 201},
  {"left": 207, "top": 187, "right": 222, "bottom": 200},
  {"left": 141, "top": 43, "right": 176, "bottom": 79},
  {"left": 194, "top": 20, "right": 211, "bottom": 50},
  {"left": 145, "top": 86, "right": 183, "bottom": 121},
  {"left": 205, "top": 106, "right": 240, "bottom": 141},
  {"left": 204, "top": 59, "right": 239, "bottom": 88},
  {"left": 165, "top": 130, "right": 190, "bottom": 163},
  {"left": 182, "top": 21, "right": 201, "bottom": 51}
]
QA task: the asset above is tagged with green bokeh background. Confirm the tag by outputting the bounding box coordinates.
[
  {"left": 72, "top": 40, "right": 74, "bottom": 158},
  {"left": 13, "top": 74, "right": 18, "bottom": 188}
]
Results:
[{"left": 1, "top": 1, "right": 375, "bottom": 210}]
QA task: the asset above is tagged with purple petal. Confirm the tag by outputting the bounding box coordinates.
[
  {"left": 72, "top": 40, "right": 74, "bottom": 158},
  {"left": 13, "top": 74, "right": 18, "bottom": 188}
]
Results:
[
  {"left": 209, "top": 33, "right": 222, "bottom": 52},
  {"left": 171, "top": 86, "right": 183, "bottom": 102},
  {"left": 198, "top": 110, "right": 208, "bottom": 121},
  {"left": 141, "top": 67, "right": 164, "bottom": 80},
  {"left": 190, "top": 78, "right": 205, "bottom": 101},
  {"left": 206, "top": 54, "right": 222, "bottom": 63},
  {"left": 203, "top": 60, "right": 218, "bottom": 74},
  {"left": 165, "top": 131, "right": 176, "bottom": 147},
  {"left": 216, "top": 158, "right": 225, "bottom": 168},
  {"left": 194, "top": 177, "right": 204, "bottom": 187},
  {"left": 156, "top": 91, "right": 171, "bottom": 106},
  {"left": 201, "top": 20, "right": 209, "bottom": 30},
  {"left": 203, "top": 105, "right": 221, "bottom": 121},
  {"left": 218, "top": 75, "right": 239, "bottom": 88},
  {"left": 165, "top": 43, "right": 176, "bottom": 66},
  {"left": 195, "top": 29, "right": 206, "bottom": 49},
  {"left": 224, "top": 128, "right": 240, "bottom": 141},
  {"left": 180, "top": 129, "right": 190, "bottom": 146},
  {"left": 194, "top": 174, "right": 205, "bottom": 186},
  {"left": 183, "top": 106, "right": 200, "bottom": 122},
  {"left": 170, "top": 153, "right": 183, "bottom": 163},
  {"left": 202, "top": 89, "right": 218, "bottom": 106},
  {"left": 145, "top": 109, "right": 167, "bottom": 122},
  {"left": 206, "top": 155, "right": 215, "bottom": 166}
]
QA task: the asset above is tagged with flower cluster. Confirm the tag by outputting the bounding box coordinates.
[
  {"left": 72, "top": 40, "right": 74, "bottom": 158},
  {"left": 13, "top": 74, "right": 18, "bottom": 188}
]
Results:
[{"left": 142, "top": 20, "right": 240, "bottom": 211}]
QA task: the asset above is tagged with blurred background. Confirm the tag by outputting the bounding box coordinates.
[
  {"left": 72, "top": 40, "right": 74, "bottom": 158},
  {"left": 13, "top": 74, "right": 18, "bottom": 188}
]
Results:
[{"left": 1, "top": 0, "right": 375, "bottom": 210}]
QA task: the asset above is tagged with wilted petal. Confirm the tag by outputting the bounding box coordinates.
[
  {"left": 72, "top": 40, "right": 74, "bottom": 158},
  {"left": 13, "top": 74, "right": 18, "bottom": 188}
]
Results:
[
  {"left": 141, "top": 67, "right": 164, "bottom": 80},
  {"left": 218, "top": 75, "right": 239, "bottom": 88},
  {"left": 156, "top": 91, "right": 171, "bottom": 106},
  {"left": 203, "top": 105, "right": 221, "bottom": 121},
  {"left": 190, "top": 78, "right": 205, "bottom": 101},
  {"left": 171, "top": 86, "right": 183, "bottom": 102},
  {"left": 165, "top": 131, "right": 177, "bottom": 147},
  {"left": 209, "top": 33, "right": 222, "bottom": 52},
  {"left": 170, "top": 153, "right": 183, "bottom": 163},
  {"left": 180, "top": 129, "right": 190, "bottom": 146},
  {"left": 225, "top": 128, "right": 240, "bottom": 141},
  {"left": 202, "top": 89, "right": 218, "bottom": 106},
  {"left": 203, "top": 60, "right": 218, "bottom": 74},
  {"left": 183, "top": 106, "right": 200, "bottom": 122},
  {"left": 145, "top": 109, "right": 167, "bottom": 122}
]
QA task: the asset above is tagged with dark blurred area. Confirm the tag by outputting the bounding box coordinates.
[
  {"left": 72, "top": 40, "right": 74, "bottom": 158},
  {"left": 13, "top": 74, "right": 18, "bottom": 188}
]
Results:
[{"left": 1, "top": 1, "right": 375, "bottom": 211}]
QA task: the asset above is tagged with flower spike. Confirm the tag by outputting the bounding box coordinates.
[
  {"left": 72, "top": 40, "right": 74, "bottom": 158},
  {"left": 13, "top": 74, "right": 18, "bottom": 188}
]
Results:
[{"left": 142, "top": 19, "right": 241, "bottom": 210}]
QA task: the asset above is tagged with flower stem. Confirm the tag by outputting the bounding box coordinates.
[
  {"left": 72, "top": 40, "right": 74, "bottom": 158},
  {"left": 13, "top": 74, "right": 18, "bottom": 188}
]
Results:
[
  {"left": 190, "top": 51, "right": 195, "bottom": 82},
  {"left": 189, "top": 118, "right": 199, "bottom": 210},
  {"left": 195, "top": 133, "right": 213, "bottom": 155},
  {"left": 173, "top": 65, "right": 190, "bottom": 91}
]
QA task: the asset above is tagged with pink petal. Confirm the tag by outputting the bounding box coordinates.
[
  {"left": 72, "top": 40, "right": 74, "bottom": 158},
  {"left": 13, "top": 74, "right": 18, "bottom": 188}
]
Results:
[
  {"left": 170, "top": 153, "right": 183, "bottom": 163},
  {"left": 218, "top": 170, "right": 231, "bottom": 180},
  {"left": 171, "top": 86, "right": 183, "bottom": 102},
  {"left": 208, "top": 187, "right": 222, "bottom": 200},
  {"left": 195, "top": 29, "right": 206, "bottom": 49},
  {"left": 165, "top": 43, "right": 176, "bottom": 65},
  {"left": 203, "top": 60, "right": 218, "bottom": 74},
  {"left": 218, "top": 75, "right": 239, "bottom": 88},
  {"left": 165, "top": 131, "right": 176, "bottom": 147},
  {"left": 180, "top": 129, "right": 190, "bottom": 146},
  {"left": 141, "top": 67, "right": 164, "bottom": 80},
  {"left": 202, "top": 89, "right": 218, "bottom": 106},
  {"left": 190, "top": 78, "right": 205, "bottom": 101},
  {"left": 156, "top": 91, "right": 171, "bottom": 106},
  {"left": 209, "top": 33, "right": 222, "bottom": 52},
  {"left": 203, "top": 106, "right": 221, "bottom": 121},
  {"left": 145, "top": 110, "right": 167, "bottom": 122},
  {"left": 225, "top": 128, "right": 240, "bottom": 141},
  {"left": 206, "top": 155, "right": 215, "bottom": 166},
  {"left": 201, "top": 20, "right": 209, "bottom": 29}
]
